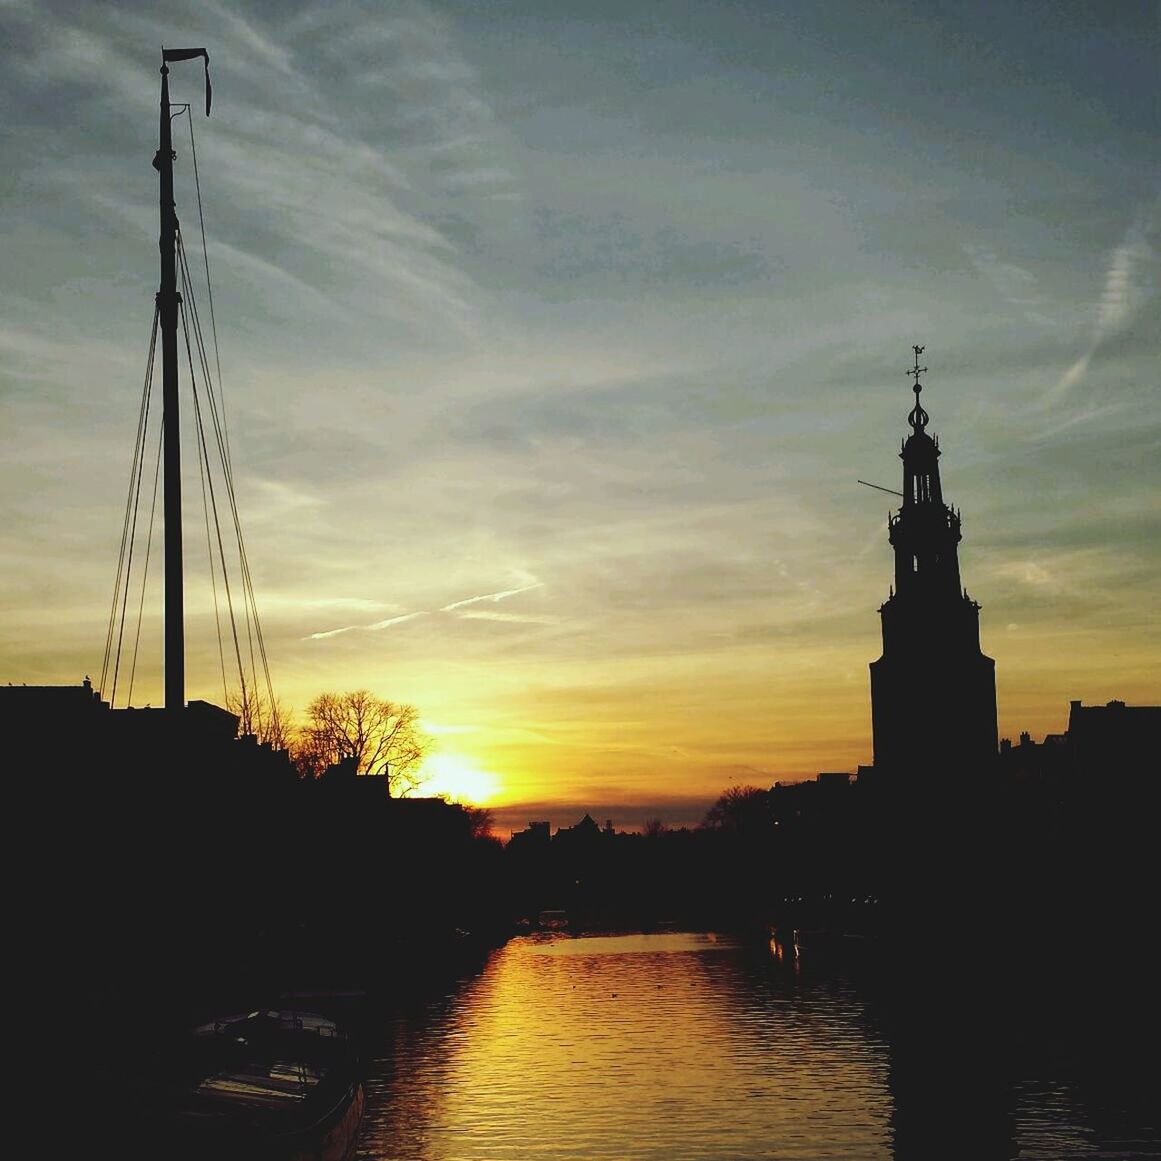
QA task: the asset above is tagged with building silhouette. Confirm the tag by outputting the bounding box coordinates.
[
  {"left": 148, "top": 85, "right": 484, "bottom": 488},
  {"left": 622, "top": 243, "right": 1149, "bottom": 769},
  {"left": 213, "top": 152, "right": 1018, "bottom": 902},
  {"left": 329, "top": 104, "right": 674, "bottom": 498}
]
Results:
[
  {"left": 868, "top": 349, "right": 997, "bottom": 780},
  {"left": 999, "top": 697, "right": 1159, "bottom": 784},
  {"left": 1066, "top": 697, "right": 1158, "bottom": 777}
]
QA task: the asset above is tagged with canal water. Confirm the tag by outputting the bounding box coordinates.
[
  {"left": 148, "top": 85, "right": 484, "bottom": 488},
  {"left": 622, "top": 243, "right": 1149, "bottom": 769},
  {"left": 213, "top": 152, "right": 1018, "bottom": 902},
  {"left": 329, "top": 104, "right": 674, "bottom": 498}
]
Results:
[{"left": 355, "top": 932, "right": 1159, "bottom": 1161}]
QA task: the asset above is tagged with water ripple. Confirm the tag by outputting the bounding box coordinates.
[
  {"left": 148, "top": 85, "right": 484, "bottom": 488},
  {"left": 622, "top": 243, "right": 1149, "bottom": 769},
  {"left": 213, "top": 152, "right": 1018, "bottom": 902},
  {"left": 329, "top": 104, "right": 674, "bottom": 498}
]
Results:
[{"left": 355, "top": 932, "right": 1159, "bottom": 1161}]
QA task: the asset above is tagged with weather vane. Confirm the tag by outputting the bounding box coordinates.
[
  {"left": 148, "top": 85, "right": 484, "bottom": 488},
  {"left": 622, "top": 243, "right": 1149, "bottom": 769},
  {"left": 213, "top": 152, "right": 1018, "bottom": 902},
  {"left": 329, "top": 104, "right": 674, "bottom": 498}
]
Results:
[
  {"left": 907, "top": 345, "right": 926, "bottom": 395},
  {"left": 906, "top": 344, "right": 929, "bottom": 431}
]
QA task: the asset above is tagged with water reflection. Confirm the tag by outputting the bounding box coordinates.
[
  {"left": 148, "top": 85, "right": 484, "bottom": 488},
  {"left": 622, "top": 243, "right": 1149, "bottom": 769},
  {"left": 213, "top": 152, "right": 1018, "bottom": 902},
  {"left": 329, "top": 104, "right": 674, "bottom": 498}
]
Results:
[{"left": 356, "top": 933, "right": 1160, "bottom": 1161}]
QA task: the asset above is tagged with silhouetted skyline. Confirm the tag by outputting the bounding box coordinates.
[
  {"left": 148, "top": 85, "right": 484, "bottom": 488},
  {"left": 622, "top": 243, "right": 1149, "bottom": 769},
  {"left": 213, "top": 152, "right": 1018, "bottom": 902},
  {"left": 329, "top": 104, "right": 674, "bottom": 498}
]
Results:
[{"left": 1, "top": 1, "right": 1158, "bottom": 817}]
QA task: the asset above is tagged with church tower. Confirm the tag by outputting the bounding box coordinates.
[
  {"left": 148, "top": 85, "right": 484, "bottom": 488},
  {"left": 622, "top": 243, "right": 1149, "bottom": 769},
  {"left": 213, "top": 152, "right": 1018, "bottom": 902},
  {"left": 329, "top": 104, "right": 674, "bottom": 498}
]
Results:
[{"left": 869, "top": 347, "right": 997, "bottom": 779}]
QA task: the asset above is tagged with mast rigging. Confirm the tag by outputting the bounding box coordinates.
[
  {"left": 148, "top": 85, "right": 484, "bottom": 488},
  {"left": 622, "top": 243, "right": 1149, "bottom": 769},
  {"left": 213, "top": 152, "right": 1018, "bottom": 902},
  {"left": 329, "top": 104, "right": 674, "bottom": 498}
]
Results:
[{"left": 102, "top": 50, "right": 277, "bottom": 742}]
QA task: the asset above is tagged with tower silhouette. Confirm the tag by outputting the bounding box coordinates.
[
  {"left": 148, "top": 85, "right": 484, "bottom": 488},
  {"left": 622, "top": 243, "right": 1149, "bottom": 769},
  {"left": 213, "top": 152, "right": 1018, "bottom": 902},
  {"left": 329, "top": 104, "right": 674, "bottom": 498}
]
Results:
[{"left": 869, "top": 348, "right": 998, "bottom": 780}]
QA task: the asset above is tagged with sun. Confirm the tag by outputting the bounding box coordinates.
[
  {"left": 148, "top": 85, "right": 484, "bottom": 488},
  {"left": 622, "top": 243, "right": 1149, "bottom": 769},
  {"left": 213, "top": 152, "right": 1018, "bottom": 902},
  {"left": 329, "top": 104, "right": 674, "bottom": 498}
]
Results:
[{"left": 419, "top": 752, "right": 503, "bottom": 806}]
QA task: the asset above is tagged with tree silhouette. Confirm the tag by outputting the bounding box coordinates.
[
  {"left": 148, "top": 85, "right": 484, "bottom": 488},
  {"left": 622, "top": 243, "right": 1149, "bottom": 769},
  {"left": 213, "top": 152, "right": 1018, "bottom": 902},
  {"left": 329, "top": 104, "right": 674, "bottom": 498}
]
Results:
[
  {"left": 298, "top": 690, "right": 429, "bottom": 795},
  {"left": 226, "top": 688, "right": 293, "bottom": 751},
  {"left": 700, "top": 785, "right": 771, "bottom": 833},
  {"left": 465, "top": 805, "right": 496, "bottom": 841}
]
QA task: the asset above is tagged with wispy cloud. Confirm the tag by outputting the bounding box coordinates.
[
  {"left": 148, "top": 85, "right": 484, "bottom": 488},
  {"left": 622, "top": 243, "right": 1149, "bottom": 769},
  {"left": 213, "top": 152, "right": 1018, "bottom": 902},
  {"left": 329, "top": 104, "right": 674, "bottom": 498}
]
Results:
[
  {"left": 305, "top": 626, "right": 358, "bottom": 641},
  {"left": 457, "top": 610, "right": 556, "bottom": 625},
  {"left": 1024, "top": 398, "right": 1120, "bottom": 443},
  {"left": 368, "top": 611, "right": 428, "bottom": 631},
  {"left": 306, "top": 610, "right": 427, "bottom": 640},
  {"left": 1045, "top": 212, "right": 1157, "bottom": 403},
  {"left": 963, "top": 243, "right": 1046, "bottom": 324},
  {"left": 303, "top": 574, "right": 543, "bottom": 640},
  {"left": 441, "top": 580, "right": 543, "bottom": 612},
  {"left": 1096, "top": 221, "right": 1154, "bottom": 335},
  {"left": 1, "top": 0, "right": 519, "bottom": 351}
]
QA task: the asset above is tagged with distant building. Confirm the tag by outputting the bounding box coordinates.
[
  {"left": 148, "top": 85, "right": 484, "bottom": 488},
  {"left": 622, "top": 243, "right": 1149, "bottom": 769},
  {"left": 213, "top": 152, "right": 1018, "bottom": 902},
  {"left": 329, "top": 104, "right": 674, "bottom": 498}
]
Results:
[
  {"left": 1067, "top": 698, "right": 1159, "bottom": 776},
  {"left": 0, "top": 677, "right": 291, "bottom": 782},
  {"left": 868, "top": 349, "right": 998, "bottom": 780},
  {"left": 0, "top": 675, "right": 106, "bottom": 720},
  {"left": 816, "top": 772, "right": 852, "bottom": 788},
  {"left": 555, "top": 813, "right": 603, "bottom": 842},
  {"left": 767, "top": 774, "right": 855, "bottom": 818},
  {"left": 998, "top": 729, "right": 1069, "bottom": 783},
  {"left": 507, "top": 820, "right": 551, "bottom": 850},
  {"left": 999, "top": 698, "right": 1158, "bottom": 784}
]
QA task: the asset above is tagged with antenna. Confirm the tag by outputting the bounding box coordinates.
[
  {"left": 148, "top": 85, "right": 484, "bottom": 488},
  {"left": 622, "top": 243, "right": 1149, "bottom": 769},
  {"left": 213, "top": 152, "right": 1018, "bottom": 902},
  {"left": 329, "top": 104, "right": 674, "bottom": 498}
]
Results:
[{"left": 858, "top": 479, "right": 904, "bottom": 498}]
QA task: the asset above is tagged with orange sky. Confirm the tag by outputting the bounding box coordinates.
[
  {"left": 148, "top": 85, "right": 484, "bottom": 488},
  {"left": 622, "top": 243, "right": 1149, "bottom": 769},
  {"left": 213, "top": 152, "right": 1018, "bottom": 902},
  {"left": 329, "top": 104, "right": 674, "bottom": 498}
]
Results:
[{"left": 1, "top": 4, "right": 1157, "bottom": 835}]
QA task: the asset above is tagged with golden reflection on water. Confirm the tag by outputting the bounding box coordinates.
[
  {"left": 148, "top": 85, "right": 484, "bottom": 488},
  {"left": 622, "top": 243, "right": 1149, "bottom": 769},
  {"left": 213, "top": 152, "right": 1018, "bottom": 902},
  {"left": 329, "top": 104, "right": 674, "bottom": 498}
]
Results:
[{"left": 358, "top": 933, "right": 892, "bottom": 1161}]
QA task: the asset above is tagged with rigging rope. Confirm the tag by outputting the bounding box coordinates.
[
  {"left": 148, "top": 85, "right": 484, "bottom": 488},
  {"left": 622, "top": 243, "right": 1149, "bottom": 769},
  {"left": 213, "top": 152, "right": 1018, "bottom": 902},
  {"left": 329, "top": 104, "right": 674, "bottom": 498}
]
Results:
[
  {"left": 179, "top": 292, "right": 249, "bottom": 716},
  {"left": 178, "top": 240, "right": 260, "bottom": 717},
  {"left": 195, "top": 384, "right": 232, "bottom": 709},
  {"left": 186, "top": 111, "right": 254, "bottom": 715},
  {"left": 187, "top": 111, "right": 229, "bottom": 451},
  {"left": 101, "top": 302, "right": 159, "bottom": 705},
  {"left": 126, "top": 426, "right": 164, "bottom": 707},
  {"left": 177, "top": 225, "right": 278, "bottom": 735}
]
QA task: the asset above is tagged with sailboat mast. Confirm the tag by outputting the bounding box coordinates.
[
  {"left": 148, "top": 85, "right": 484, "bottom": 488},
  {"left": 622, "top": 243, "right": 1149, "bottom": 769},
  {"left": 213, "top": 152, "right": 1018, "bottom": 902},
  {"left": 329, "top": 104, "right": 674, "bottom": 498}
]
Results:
[
  {"left": 157, "top": 59, "right": 184, "bottom": 713},
  {"left": 154, "top": 48, "right": 208, "bottom": 713}
]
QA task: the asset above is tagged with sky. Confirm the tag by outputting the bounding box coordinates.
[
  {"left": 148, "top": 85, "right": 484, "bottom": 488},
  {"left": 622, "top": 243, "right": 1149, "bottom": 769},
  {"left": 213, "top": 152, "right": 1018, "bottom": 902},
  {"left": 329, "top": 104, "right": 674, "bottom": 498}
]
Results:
[{"left": 2, "top": 0, "right": 1158, "bottom": 833}]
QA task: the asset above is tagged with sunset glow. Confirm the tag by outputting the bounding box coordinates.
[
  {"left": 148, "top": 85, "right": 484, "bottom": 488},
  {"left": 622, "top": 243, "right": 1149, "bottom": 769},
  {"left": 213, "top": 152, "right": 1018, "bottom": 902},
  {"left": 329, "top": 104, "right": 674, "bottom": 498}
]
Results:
[
  {"left": 1, "top": 1, "right": 1156, "bottom": 833},
  {"left": 420, "top": 752, "right": 504, "bottom": 807}
]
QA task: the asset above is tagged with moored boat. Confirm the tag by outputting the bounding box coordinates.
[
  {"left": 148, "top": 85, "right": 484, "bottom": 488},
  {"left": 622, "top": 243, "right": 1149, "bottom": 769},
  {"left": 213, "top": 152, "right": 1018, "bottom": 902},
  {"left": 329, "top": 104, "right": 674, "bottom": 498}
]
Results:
[{"left": 141, "top": 1008, "right": 364, "bottom": 1161}]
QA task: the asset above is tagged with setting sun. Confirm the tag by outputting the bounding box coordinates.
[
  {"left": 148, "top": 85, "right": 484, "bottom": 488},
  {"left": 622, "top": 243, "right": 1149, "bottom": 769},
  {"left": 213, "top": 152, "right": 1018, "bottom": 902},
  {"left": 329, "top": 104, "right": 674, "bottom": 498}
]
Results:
[{"left": 420, "top": 752, "right": 503, "bottom": 806}]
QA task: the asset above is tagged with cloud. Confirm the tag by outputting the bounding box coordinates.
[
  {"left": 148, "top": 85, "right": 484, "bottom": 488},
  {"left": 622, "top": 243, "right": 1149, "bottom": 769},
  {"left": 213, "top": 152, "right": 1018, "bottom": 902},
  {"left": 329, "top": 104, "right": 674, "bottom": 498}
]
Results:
[
  {"left": 963, "top": 243, "right": 1046, "bottom": 325},
  {"left": 1044, "top": 210, "right": 1157, "bottom": 403},
  {"left": 1023, "top": 397, "right": 1121, "bottom": 443},
  {"left": 456, "top": 610, "right": 556, "bottom": 625},
  {"left": 441, "top": 580, "right": 543, "bottom": 612},
  {"left": 1047, "top": 350, "right": 1091, "bottom": 404},
  {"left": 1096, "top": 221, "right": 1154, "bottom": 335},
  {"left": 368, "top": 611, "right": 428, "bottom": 631},
  {"left": 303, "top": 572, "right": 542, "bottom": 640},
  {"left": 1, "top": 0, "right": 521, "bottom": 356},
  {"left": 306, "top": 610, "right": 427, "bottom": 640}
]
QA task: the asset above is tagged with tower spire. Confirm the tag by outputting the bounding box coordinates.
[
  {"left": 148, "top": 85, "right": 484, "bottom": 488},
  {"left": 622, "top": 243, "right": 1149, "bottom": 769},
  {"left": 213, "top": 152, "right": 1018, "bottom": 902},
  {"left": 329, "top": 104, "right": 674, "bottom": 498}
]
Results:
[
  {"left": 868, "top": 344, "right": 998, "bottom": 780},
  {"left": 899, "top": 342, "right": 942, "bottom": 511}
]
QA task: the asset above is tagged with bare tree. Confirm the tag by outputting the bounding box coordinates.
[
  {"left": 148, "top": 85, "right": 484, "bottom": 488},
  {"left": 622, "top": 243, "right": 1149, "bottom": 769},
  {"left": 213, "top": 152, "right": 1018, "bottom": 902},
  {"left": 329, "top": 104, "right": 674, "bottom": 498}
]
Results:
[
  {"left": 464, "top": 805, "right": 496, "bottom": 841},
  {"left": 643, "top": 817, "right": 668, "bottom": 838},
  {"left": 299, "top": 690, "right": 429, "bottom": 796},
  {"left": 700, "top": 785, "right": 771, "bottom": 832},
  {"left": 289, "top": 729, "right": 332, "bottom": 780},
  {"left": 227, "top": 688, "right": 293, "bottom": 752}
]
